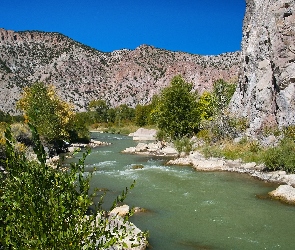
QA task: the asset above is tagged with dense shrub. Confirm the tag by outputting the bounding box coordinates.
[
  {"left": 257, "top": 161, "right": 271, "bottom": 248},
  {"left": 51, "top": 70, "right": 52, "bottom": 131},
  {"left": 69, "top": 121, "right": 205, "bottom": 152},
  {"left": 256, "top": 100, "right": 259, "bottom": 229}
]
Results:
[
  {"left": 198, "top": 114, "right": 249, "bottom": 143},
  {"left": 10, "top": 122, "right": 32, "bottom": 145},
  {"left": 0, "top": 125, "right": 143, "bottom": 249},
  {"left": 152, "top": 75, "right": 199, "bottom": 139},
  {"left": 174, "top": 136, "right": 194, "bottom": 155},
  {"left": 263, "top": 138, "right": 295, "bottom": 173}
]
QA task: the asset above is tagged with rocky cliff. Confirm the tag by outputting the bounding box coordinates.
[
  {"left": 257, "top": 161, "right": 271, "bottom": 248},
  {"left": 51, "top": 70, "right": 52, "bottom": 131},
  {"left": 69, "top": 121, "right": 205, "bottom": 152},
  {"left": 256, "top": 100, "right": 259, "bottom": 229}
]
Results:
[
  {"left": 0, "top": 28, "right": 240, "bottom": 114},
  {"left": 230, "top": 0, "right": 295, "bottom": 131}
]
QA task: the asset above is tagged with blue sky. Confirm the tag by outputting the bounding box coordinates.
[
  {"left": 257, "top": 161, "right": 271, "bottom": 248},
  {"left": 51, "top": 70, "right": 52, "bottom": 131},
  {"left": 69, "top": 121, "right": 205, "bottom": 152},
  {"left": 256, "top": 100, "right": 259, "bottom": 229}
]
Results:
[{"left": 1, "top": 0, "right": 246, "bottom": 55}]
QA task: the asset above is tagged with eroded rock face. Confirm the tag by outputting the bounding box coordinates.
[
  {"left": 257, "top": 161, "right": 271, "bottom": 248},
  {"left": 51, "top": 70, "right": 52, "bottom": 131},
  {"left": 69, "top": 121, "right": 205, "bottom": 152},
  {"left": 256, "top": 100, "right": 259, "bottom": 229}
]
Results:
[
  {"left": 230, "top": 0, "right": 295, "bottom": 131},
  {"left": 0, "top": 28, "right": 240, "bottom": 114}
]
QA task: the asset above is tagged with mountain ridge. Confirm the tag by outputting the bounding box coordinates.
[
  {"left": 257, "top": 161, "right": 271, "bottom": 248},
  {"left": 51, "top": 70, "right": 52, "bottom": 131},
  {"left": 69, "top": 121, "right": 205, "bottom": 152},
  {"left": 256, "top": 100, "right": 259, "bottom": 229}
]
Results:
[{"left": 0, "top": 28, "right": 240, "bottom": 114}]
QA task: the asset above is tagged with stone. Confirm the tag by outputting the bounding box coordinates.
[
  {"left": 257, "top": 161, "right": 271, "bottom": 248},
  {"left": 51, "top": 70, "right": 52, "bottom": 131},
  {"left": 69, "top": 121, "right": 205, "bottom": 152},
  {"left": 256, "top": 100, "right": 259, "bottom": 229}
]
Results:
[
  {"left": 269, "top": 185, "right": 295, "bottom": 204},
  {"left": 109, "top": 204, "right": 130, "bottom": 217},
  {"left": 129, "top": 128, "right": 157, "bottom": 141}
]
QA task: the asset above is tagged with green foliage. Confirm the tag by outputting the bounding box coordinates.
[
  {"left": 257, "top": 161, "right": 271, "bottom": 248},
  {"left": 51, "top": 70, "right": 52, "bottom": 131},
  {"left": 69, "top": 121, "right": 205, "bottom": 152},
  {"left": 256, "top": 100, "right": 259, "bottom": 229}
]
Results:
[
  {"left": 10, "top": 123, "right": 32, "bottom": 145},
  {"left": 198, "top": 115, "right": 249, "bottom": 142},
  {"left": 200, "top": 138, "right": 265, "bottom": 163},
  {"left": 114, "top": 104, "right": 135, "bottom": 126},
  {"left": 17, "top": 83, "right": 75, "bottom": 143},
  {"left": 212, "top": 79, "right": 236, "bottom": 111},
  {"left": 88, "top": 99, "right": 109, "bottom": 123},
  {"left": 283, "top": 125, "right": 295, "bottom": 141},
  {"left": 173, "top": 136, "right": 193, "bottom": 155},
  {"left": 196, "top": 92, "right": 216, "bottom": 121},
  {"left": 68, "top": 112, "right": 91, "bottom": 143},
  {"left": 17, "top": 83, "right": 89, "bottom": 151},
  {"left": 263, "top": 138, "right": 295, "bottom": 173},
  {"left": 152, "top": 75, "right": 199, "bottom": 139},
  {"left": 135, "top": 104, "right": 152, "bottom": 127},
  {"left": 0, "top": 110, "right": 12, "bottom": 123},
  {"left": 0, "top": 125, "right": 141, "bottom": 249}
]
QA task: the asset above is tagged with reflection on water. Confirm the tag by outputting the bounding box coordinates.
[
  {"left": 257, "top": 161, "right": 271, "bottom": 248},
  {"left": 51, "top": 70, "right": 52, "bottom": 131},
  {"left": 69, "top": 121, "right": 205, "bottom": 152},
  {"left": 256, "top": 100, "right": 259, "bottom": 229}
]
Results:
[{"left": 68, "top": 132, "right": 295, "bottom": 250}]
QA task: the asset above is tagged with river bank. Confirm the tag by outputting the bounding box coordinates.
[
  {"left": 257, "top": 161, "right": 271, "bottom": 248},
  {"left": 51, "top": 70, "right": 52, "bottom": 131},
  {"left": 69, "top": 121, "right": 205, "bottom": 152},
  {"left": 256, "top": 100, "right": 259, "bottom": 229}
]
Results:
[
  {"left": 167, "top": 151, "right": 295, "bottom": 204},
  {"left": 87, "top": 131, "right": 295, "bottom": 249},
  {"left": 123, "top": 129, "right": 295, "bottom": 205}
]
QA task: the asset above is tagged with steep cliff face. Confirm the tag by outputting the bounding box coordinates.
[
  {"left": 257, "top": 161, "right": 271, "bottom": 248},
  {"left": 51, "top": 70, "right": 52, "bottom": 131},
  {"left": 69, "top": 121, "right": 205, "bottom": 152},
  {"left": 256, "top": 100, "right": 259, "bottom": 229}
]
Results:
[
  {"left": 231, "top": 0, "right": 295, "bottom": 131},
  {"left": 0, "top": 29, "right": 240, "bottom": 114}
]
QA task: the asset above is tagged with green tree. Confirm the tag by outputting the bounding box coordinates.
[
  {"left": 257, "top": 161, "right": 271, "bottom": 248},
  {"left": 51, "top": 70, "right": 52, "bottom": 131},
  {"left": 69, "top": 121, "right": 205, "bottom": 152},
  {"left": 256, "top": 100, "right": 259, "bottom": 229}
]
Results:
[
  {"left": 0, "top": 125, "right": 145, "bottom": 249},
  {"left": 152, "top": 75, "right": 199, "bottom": 139},
  {"left": 212, "top": 79, "right": 236, "bottom": 111},
  {"left": 135, "top": 104, "right": 152, "bottom": 127},
  {"left": 17, "top": 83, "right": 88, "bottom": 152},
  {"left": 196, "top": 91, "right": 216, "bottom": 121},
  {"left": 17, "top": 83, "right": 74, "bottom": 142},
  {"left": 88, "top": 99, "right": 109, "bottom": 123},
  {"left": 115, "top": 104, "right": 135, "bottom": 126}
]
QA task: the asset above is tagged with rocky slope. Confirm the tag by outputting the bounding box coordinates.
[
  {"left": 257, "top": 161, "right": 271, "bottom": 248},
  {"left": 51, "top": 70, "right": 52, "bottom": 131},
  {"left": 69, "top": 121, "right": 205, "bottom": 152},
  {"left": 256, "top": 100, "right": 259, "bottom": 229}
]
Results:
[
  {"left": 230, "top": 0, "right": 295, "bottom": 131},
  {"left": 0, "top": 28, "right": 240, "bottom": 114}
]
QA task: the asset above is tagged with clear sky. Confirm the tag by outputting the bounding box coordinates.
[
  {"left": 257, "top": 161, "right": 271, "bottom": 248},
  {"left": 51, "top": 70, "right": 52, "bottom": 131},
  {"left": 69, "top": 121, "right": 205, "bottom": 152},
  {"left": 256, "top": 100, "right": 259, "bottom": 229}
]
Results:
[{"left": 1, "top": 0, "right": 246, "bottom": 55}]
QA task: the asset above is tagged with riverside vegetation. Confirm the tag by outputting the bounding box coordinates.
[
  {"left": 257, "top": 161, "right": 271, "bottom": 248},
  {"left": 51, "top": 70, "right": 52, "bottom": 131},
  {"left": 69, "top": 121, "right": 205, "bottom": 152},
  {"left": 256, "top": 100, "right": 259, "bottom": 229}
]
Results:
[
  {"left": 1, "top": 74, "right": 295, "bottom": 248},
  {"left": 0, "top": 83, "right": 147, "bottom": 249}
]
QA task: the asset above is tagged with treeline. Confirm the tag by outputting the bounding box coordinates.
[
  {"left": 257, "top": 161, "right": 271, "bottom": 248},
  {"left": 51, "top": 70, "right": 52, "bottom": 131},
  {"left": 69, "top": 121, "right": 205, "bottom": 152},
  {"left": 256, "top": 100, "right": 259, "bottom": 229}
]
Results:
[
  {"left": 85, "top": 75, "right": 236, "bottom": 139},
  {"left": 0, "top": 76, "right": 236, "bottom": 157}
]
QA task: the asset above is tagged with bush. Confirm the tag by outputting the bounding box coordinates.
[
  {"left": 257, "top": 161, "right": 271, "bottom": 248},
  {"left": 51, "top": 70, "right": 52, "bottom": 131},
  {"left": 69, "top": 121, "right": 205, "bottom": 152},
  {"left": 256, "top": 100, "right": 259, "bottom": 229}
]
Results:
[
  {"left": 152, "top": 75, "right": 199, "bottom": 139},
  {"left": 10, "top": 123, "right": 32, "bottom": 145},
  {"left": 199, "top": 115, "right": 248, "bottom": 142},
  {"left": 263, "top": 138, "right": 295, "bottom": 173},
  {"left": 174, "top": 137, "right": 193, "bottom": 155},
  {"left": 0, "top": 125, "right": 144, "bottom": 249}
]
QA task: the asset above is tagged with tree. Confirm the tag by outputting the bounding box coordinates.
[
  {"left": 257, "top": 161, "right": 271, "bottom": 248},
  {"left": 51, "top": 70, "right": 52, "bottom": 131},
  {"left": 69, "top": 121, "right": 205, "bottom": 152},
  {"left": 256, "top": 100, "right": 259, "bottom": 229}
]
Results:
[
  {"left": 88, "top": 99, "right": 109, "bottom": 123},
  {"left": 152, "top": 75, "right": 199, "bottom": 139},
  {"left": 196, "top": 92, "right": 216, "bottom": 121},
  {"left": 0, "top": 125, "right": 146, "bottom": 249},
  {"left": 114, "top": 104, "right": 135, "bottom": 126},
  {"left": 17, "top": 83, "right": 82, "bottom": 151},
  {"left": 212, "top": 79, "right": 236, "bottom": 111},
  {"left": 135, "top": 104, "right": 152, "bottom": 127}
]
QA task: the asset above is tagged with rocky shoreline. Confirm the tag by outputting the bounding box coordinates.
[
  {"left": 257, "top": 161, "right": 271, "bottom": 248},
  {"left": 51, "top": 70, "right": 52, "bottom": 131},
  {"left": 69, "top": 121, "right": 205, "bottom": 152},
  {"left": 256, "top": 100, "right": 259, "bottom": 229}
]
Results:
[
  {"left": 123, "top": 128, "right": 295, "bottom": 205},
  {"left": 166, "top": 151, "right": 295, "bottom": 204}
]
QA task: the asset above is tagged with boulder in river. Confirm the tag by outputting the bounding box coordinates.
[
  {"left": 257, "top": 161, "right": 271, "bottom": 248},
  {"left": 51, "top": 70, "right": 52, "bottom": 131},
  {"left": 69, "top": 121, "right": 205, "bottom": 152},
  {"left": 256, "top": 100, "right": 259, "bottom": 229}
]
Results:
[{"left": 129, "top": 128, "right": 157, "bottom": 141}]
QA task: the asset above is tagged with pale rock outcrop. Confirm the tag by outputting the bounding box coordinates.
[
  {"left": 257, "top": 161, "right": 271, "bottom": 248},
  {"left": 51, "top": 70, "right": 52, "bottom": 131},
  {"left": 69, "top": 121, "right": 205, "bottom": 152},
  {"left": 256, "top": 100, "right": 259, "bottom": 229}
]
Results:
[
  {"left": 230, "top": 0, "right": 295, "bottom": 131},
  {"left": 269, "top": 185, "right": 295, "bottom": 204},
  {"left": 0, "top": 28, "right": 240, "bottom": 114},
  {"left": 123, "top": 141, "right": 178, "bottom": 156},
  {"left": 129, "top": 128, "right": 157, "bottom": 141}
]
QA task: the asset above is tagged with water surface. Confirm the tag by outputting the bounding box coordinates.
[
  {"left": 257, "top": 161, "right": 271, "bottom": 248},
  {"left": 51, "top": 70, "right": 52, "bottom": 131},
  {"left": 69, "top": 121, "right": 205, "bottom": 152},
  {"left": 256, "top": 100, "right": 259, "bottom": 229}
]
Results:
[{"left": 73, "top": 133, "right": 295, "bottom": 249}]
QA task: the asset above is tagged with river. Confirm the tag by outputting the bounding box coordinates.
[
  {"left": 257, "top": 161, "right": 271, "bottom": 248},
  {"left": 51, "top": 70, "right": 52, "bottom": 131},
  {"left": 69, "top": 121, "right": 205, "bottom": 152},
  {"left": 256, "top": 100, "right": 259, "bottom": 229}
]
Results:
[{"left": 72, "top": 132, "right": 295, "bottom": 249}]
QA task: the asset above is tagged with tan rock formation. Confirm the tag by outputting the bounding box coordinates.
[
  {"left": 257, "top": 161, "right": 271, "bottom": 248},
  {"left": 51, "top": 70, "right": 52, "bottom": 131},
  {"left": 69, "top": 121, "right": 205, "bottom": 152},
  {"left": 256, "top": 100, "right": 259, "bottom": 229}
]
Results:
[
  {"left": 0, "top": 28, "right": 240, "bottom": 114},
  {"left": 230, "top": 0, "right": 295, "bottom": 131}
]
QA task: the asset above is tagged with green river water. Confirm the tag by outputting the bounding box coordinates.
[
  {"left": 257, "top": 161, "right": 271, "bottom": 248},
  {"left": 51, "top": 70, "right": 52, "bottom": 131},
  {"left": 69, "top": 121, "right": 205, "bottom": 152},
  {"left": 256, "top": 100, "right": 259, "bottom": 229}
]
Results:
[{"left": 73, "top": 132, "right": 295, "bottom": 249}]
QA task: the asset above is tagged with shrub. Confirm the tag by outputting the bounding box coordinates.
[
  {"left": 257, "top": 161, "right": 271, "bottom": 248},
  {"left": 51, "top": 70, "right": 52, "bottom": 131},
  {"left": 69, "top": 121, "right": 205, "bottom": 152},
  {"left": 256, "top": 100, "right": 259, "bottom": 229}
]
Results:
[
  {"left": 10, "top": 122, "right": 32, "bottom": 145},
  {"left": 263, "top": 138, "right": 295, "bottom": 173},
  {"left": 0, "top": 125, "right": 144, "bottom": 249},
  {"left": 199, "top": 115, "right": 249, "bottom": 142},
  {"left": 174, "top": 136, "right": 193, "bottom": 155}
]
